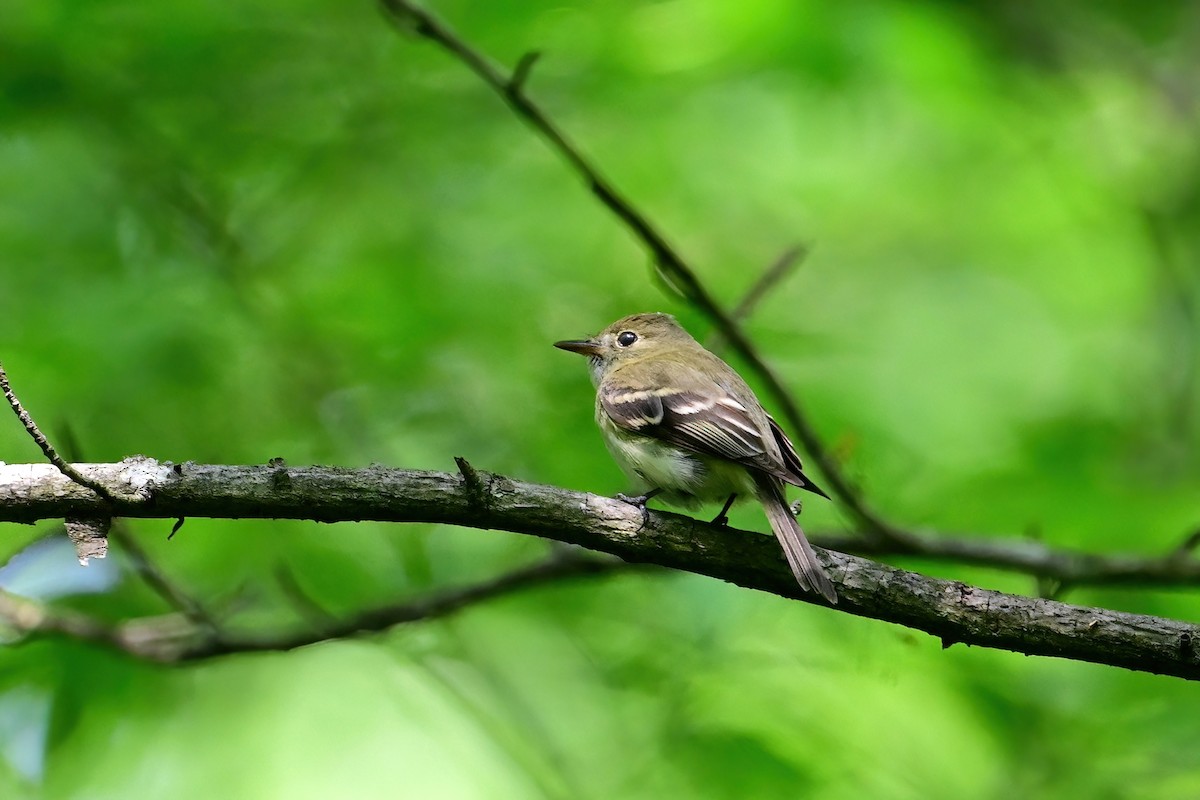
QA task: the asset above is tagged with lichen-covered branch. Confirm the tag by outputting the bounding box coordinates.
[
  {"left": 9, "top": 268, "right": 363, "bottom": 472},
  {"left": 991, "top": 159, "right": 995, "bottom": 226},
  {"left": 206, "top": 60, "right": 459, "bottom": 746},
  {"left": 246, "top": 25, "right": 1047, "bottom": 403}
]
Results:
[{"left": 2, "top": 458, "right": 1199, "bottom": 678}]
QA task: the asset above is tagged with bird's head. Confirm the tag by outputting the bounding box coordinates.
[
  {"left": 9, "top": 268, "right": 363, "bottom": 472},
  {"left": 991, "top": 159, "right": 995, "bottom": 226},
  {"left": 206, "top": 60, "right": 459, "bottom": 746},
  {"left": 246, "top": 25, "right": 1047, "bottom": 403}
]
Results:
[{"left": 554, "top": 312, "right": 694, "bottom": 369}]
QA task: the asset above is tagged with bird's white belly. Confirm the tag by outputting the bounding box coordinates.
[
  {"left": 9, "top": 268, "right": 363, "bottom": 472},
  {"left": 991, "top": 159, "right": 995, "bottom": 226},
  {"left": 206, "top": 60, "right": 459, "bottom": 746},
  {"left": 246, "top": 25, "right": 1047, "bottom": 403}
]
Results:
[{"left": 600, "top": 415, "right": 756, "bottom": 508}]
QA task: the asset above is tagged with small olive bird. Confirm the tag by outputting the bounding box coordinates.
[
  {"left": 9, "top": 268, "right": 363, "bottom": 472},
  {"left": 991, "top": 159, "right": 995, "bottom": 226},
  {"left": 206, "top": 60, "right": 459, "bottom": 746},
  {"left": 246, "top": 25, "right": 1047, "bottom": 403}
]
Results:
[{"left": 555, "top": 312, "right": 837, "bottom": 604}]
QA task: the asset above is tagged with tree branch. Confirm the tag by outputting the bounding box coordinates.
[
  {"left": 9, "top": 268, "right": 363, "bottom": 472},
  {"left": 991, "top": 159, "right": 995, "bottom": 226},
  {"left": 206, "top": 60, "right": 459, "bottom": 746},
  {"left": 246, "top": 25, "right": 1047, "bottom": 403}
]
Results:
[
  {"left": 109, "top": 522, "right": 221, "bottom": 633},
  {"left": 376, "top": 0, "right": 908, "bottom": 546},
  {"left": 706, "top": 245, "right": 808, "bottom": 352},
  {"left": 0, "top": 540, "right": 633, "bottom": 662},
  {"left": 0, "top": 362, "right": 119, "bottom": 504},
  {"left": 188, "top": 549, "right": 631, "bottom": 661},
  {"left": 818, "top": 530, "right": 1200, "bottom": 588},
  {"left": 3, "top": 458, "right": 1200, "bottom": 678}
]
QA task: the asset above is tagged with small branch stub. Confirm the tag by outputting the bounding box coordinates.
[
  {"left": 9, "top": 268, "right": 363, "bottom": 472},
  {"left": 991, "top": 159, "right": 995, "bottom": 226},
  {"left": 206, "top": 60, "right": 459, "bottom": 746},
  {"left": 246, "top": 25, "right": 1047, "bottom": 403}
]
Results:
[
  {"left": 65, "top": 516, "right": 111, "bottom": 565},
  {"left": 508, "top": 51, "right": 541, "bottom": 97},
  {"left": 454, "top": 456, "right": 489, "bottom": 512}
]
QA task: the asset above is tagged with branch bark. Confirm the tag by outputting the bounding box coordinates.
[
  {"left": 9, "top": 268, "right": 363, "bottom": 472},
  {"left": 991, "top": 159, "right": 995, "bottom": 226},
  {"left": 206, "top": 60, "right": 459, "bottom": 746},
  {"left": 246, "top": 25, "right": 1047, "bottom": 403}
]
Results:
[
  {"left": 3, "top": 458, "right": 1199, "bottom": 678},
  {"left": 377, "top": 0, "right": 917, "bottom": 547}
]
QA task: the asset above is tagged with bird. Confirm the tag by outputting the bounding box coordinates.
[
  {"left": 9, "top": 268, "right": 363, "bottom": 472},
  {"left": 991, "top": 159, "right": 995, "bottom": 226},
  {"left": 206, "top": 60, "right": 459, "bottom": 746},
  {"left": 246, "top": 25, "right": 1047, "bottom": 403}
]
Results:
[{"left": 555, "top": 312, "right": 837, "bottom": 603}]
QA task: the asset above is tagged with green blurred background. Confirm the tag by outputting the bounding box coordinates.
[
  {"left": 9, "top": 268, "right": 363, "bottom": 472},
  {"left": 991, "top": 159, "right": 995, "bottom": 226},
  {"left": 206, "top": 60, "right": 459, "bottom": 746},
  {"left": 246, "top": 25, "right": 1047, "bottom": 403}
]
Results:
[{"left": 3, "top": 0, "right": 1200, "bottom": 797}]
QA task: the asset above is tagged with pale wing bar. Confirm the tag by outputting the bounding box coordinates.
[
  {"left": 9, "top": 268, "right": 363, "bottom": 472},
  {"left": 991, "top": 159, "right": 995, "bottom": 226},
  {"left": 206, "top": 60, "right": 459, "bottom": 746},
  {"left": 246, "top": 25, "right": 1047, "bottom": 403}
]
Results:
[
  {"left": 602, "top": 385, "right": 775, "bottom": 468},
  {"left": 601, "top": 384, "right": 829, "bottom": 497}
]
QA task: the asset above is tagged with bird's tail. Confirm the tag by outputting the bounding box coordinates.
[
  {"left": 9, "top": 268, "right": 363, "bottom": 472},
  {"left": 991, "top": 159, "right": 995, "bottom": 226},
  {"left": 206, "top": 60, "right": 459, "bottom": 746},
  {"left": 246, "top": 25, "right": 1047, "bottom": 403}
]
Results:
[{"left": 754, "top": 474, "right": 838, "bottom": 604}]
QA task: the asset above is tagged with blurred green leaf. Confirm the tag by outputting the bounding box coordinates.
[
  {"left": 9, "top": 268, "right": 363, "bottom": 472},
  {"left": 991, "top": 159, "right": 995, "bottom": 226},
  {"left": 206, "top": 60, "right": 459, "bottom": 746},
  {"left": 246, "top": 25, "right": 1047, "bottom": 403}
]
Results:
[{"left": 2, "top": 0, "right": 1200, "bottom": 797}]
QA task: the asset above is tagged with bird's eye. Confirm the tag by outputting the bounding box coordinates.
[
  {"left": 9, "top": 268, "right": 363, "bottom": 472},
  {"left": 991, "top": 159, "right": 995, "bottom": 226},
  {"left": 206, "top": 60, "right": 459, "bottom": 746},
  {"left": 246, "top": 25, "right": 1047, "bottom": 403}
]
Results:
[{"left": 616, "top": 331, "right": 638, "bottom": 347}]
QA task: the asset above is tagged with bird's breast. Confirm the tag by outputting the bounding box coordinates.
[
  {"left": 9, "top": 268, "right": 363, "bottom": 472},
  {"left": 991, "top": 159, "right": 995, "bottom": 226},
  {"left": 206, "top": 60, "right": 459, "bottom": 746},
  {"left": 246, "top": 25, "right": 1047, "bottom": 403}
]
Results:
[{"left": 596, "top": 405, "right": 756, "bottom": 506}]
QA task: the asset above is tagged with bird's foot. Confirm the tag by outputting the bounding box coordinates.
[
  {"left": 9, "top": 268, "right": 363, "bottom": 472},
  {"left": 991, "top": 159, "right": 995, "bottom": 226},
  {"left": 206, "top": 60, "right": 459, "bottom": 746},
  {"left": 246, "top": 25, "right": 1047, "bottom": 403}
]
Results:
[
  {"left": 616, "top": 489, "right": 661, "bottom": 530},
  {"left": 710, "top": 494, "right": 738, "bottom": 527}
]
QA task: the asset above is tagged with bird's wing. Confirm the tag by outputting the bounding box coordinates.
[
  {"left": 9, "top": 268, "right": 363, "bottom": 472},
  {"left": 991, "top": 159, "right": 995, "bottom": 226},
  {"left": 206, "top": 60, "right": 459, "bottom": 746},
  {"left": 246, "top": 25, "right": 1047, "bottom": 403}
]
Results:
[
  {"left": 599, "top": 355, "right": 829, "bottom": 495},
  {"left": 765, "top": 414, "right": 830, "bottom": 498},
  {"left": 599, "top": 377, "right": 787, "bottom": 477},
  {"left": 600, "top": 383, "right": 766, "bottom": 460}
]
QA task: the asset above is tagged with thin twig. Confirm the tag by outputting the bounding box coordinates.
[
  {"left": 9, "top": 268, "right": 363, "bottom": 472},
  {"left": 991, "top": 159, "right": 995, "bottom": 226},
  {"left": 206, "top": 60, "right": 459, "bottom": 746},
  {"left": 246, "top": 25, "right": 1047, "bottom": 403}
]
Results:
[
  {"left": 52, "top": 425, "right": 218, "bottom": 631},
  {"left": 264, "top": 554, "right": 628, "bottom": 659},
  {"left": 508, "top": 51, "right": 541, "bottom": 98},
  {"left": 0, "top": 362, "right": 118, "bottom": 503},
  {"left": 0, "top": 587, "right": 124, "bottom": 648},
  {"left": 731, "top": 244, "right": 810, "bottom": 323},
  {"left": 812, "top": 529, "right": 1200, "bottom": 588},
  {"left": 189, "top": 550, "right": 632, "bottom": 660},
  {"left": 376, "top": 0, "right": 909, "bottom": 545},
  {"left": 707, "top": 245, "right": 808, "bottom": 351},
  {"left": 1174, "top": 528, "right": 1200, "bottom": 559},
  {"left": 109, "top": 524, "right": 221, "bottom": 633},
  {"left": 274, "top": 562, "right": 339, "bottom": 629}
]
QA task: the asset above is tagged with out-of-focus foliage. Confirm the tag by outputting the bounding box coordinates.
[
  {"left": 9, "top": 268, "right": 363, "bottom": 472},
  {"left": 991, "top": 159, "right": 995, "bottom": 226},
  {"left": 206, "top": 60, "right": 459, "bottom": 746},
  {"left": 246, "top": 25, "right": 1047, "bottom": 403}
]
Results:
[{"left": 2, "top": 0, "right": 1200, "bottom": 797}]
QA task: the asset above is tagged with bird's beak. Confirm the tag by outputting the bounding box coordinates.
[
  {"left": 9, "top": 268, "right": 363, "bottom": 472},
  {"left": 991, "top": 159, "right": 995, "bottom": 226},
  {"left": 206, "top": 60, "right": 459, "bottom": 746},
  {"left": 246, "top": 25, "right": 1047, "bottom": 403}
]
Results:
[{"left": 554, "top": 338, "right": 602, "bottom": 357}]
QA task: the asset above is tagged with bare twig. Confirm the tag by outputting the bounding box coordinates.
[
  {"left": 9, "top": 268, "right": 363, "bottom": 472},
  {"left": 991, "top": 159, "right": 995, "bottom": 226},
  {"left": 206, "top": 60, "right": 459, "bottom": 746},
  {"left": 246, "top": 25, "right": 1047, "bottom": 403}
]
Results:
[
  {"left": 189, "top": 550, "right": 631, "bottom": 660},
  {"left": 0, "top": 546, "right": 631, "bottom": 662},
  {"left": 508, "top": 51, "right": 541, "bottom": 98},
  {"left": 813, "top": 529, "right": 1200, "bottom": 588},
  {"left": 0, "top": 362, "right": 119, "bottom": 503},
  {"left": 707, "top": 245, "right": 808, "bottom": 352},
  {"left": 274, "top": 562, "right": 339, "bottom": 629},
  {"left": 731, "top": 245, "right": 810, "bottom": 323},
  {"left": 0, "top": 586, "right": 209, "bottom": 662},
  {"left": 1174, "top": 528, "right": 1200, "bottom": 559},
  {"left": 0, "top": 587, "right": 125, "bottom": 648},
  {"left": 375, "top": 0, "right": 909, "bottom": 546},
  {"left": 109, "top": 523, "right": 220, "bottom": 633}
]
